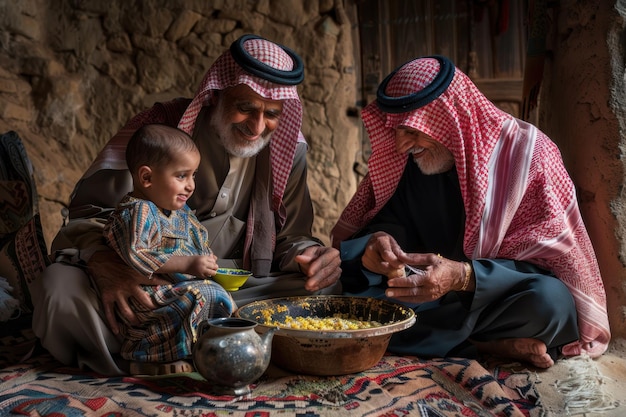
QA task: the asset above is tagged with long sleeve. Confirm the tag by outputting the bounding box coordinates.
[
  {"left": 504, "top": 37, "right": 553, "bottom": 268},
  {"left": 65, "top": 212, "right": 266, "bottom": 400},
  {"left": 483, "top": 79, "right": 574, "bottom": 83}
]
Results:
[
  {"left": 274, "top": 142, "right": 324, "bottom": 272},
  {"left": 339, "top": 233, "right": 556, "bottom": 307},
  {"left": 103, "top": 199, "right": 169, "bottom": 276}
]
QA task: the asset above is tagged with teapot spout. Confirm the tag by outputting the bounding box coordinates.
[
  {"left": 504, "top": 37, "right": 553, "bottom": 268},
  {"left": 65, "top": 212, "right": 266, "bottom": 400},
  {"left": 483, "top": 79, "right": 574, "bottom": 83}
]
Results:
[{"left": 260, "top": 326, "right": 278, "bottom": 355}]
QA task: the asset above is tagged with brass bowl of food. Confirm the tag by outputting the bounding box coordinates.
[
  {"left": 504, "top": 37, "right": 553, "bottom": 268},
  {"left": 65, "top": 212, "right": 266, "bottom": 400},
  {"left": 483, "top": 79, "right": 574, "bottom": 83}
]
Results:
[{"left": 234, "top": 295, "right": 416, "bottom": 375}]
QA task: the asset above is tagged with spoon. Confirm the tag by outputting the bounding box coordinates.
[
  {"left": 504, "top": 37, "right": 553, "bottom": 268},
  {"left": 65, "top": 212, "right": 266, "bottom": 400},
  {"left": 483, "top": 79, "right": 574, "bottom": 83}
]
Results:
[{"left": 405, "top": 264, "right": 427, "bottom": 276}]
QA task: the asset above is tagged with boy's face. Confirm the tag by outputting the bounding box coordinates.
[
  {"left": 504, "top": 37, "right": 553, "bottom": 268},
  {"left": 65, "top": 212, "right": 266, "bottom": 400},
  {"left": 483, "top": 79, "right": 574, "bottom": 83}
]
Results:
[{"left": 141, "top": 149, "right": 201, "bottom": 211}]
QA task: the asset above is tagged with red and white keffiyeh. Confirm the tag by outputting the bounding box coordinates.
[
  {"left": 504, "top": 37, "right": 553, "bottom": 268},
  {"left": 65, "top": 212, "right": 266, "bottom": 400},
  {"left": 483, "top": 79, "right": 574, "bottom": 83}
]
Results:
[
  {"left": 331, "top": 57, "right": 610, "bottom": 357},
  {"left": 177, "top": 36, "right": 304, "bottom": 215},
  {"left": 80, "top": 36, "right": 304, "bottom": 221}
]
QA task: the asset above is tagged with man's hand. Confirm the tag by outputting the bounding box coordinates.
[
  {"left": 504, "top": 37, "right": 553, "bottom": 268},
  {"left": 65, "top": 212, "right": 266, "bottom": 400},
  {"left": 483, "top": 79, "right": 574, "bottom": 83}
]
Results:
[
  {"left": 361, "top": 232, "right": 406, "bottom": 276},
  {"left": 360, "top": 231, "right": 470, "bottom": 303},
  {"left": 295, "top": 246, "right": 341, "bottom": 292},
  {"left": 88, "top": 250, "right": 169, "bottom": 335},
  {"left": 386, "top": 252, "right": 467, "bottom": 303}
]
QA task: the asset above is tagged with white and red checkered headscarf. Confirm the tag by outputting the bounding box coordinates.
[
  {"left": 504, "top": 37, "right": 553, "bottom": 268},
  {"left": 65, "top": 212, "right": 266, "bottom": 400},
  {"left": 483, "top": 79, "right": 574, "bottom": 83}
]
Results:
[
  {"left": 178, "top": 36, "right": 304, "bottom": 216},
  {"left": 332, "top": 57, "right": 610, "bottom": 358},
  {"left": 80, "top": 35, "right": 304, "bottom": 222}
]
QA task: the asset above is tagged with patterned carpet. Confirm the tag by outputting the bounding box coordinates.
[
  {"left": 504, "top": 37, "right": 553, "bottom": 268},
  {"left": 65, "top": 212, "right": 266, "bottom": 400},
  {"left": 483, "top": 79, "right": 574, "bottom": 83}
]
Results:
[{"left": 0, "top": 328, "right": 544, "bottom": 417}]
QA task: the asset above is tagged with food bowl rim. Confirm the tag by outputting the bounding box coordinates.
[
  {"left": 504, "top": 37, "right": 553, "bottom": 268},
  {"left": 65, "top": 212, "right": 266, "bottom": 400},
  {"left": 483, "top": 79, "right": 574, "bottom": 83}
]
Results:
[
  {"left": 215, "top": 268, "right": 252, "bottom": 276},
  {"left": 235, "top": 295, "right": 416, "bottom": 339}
]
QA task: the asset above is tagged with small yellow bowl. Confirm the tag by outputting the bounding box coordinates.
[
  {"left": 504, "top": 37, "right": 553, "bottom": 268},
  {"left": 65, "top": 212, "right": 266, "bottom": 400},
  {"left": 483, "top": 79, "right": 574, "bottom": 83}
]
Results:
[{"left": 213, "top": 268, "right": 252, "bottom": 291}]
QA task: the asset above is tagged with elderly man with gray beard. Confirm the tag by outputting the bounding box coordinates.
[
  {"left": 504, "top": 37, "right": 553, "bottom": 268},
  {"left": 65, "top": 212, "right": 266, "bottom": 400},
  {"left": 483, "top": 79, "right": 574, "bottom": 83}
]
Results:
[
  {"left": 333, "top": 55, "right": 610, "bottom": 369},
  {"left": 31, "top": 34, "right": 341, "bottom": 376}
]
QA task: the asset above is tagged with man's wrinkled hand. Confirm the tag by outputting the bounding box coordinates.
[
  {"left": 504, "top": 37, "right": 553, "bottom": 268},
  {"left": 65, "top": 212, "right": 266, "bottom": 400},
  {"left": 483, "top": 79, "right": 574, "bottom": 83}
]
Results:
[
  {"left": 295, "top": 246, "right": 341, "bottom": 292},
  {"left": 361, "top": 232, "right": 405, "bottom": 276},
  {"left": 88, "top": 250, "right": 166, "bottom": 335},
  {"left": 386, "top": 252, "right": 466, "bottom": 303}
]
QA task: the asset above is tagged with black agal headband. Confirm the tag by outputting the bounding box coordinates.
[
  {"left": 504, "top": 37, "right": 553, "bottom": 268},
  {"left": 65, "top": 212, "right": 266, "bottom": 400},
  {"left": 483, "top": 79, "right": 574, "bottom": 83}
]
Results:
[
  {"left": 230, "top": 34, "right": 304, "bottom": 86},
  {"left": 376, "top": 55, "right": 455, "bottom": 114}
]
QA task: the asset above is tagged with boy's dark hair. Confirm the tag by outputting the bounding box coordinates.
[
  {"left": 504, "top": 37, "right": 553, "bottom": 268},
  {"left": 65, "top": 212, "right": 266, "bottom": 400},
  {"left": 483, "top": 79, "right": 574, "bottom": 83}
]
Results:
[{"left": 126, "top": 124, "right": 198, "bottom": 173}]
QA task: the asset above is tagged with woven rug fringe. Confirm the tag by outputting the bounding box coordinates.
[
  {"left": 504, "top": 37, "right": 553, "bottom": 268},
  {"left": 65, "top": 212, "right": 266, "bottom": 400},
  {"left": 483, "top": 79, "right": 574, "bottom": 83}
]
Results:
[{"left": 555, "top": 353, "right": 619, "bottom": 414}]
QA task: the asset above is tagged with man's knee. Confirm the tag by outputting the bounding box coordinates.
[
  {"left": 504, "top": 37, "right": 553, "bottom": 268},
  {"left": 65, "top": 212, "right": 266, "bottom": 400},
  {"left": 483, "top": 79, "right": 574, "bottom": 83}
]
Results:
[
  {"left": 35, "top": 262, "right": 93, "bottom": 307},
  {"left": 524, "top": 276, "right": 576, "bottom": 320}
]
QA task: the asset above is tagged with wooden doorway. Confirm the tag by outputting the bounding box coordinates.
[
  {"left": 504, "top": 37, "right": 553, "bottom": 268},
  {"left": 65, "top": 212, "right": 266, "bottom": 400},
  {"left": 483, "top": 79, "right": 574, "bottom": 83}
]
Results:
[
  {"left": 356, "top": 0, "right": 527, "bottom": 114},
  {"left": 351, "top": 0, "right": 530, "bottom": 169}
]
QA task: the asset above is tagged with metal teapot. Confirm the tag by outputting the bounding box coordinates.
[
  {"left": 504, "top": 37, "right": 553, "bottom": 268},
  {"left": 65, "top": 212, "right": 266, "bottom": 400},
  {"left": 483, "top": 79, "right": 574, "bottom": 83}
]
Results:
[{"left": 192, "top": 317, "right": 277, "bottom": 395}]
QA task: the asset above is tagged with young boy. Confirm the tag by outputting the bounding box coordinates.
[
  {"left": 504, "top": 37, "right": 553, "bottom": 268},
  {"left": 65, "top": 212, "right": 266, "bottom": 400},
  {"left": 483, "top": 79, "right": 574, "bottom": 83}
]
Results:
[{"left": 103, "top": 124, "right": 236, "bottom": 375}]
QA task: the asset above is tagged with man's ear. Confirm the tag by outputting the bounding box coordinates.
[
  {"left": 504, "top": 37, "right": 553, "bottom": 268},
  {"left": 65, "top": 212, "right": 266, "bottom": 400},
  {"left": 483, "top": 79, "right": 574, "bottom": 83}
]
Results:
[{"left": 137, "top": 166, "right": 153, "bottom": 188}]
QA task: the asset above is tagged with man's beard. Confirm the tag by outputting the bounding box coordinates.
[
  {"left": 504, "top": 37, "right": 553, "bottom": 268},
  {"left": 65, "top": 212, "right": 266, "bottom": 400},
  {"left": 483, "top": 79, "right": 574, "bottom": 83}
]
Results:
[
  {"left": 411, "top": 149, "right": 455, "bottom": 175},
  {"left": 219, "top": 128, "right": 272, "bottom": 158},
  {"left": 210, "top": 110, "right": 272, "bottom": 158}
]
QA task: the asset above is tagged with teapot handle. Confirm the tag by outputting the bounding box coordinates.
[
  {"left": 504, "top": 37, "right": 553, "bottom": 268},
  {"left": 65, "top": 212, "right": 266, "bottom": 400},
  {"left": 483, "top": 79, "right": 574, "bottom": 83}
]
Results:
[{"left": 197, "top": 320, "right": 210, "bottom": 337}]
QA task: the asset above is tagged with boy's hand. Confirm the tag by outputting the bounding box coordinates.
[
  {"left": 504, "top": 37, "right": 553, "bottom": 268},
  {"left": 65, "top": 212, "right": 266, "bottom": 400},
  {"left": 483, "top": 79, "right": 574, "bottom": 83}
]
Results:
[{"left": 187, "top": 254, "right": 219, "bottom": 278}]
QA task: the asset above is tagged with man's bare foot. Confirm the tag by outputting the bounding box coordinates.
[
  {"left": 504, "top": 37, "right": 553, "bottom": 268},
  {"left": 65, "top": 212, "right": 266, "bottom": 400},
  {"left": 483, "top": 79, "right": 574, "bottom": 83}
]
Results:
[{"left": 472, "top": 338, "right": 554, "bottom": 368}]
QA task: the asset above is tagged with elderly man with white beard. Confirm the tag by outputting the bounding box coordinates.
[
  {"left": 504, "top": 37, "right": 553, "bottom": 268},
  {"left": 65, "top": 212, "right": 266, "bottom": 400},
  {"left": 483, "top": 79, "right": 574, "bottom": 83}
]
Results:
[
  {"left": 31, "top": 34, "right": 342, "bottom": 376},
  {"left": 333, "top": 55, "right": 610, "bottom": 369}
]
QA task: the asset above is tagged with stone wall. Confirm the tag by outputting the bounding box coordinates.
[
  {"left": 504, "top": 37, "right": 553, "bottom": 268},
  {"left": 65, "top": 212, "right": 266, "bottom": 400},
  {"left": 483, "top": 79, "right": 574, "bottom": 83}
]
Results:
[
  {"left": 3, "top": 0, "right": 626, "bottom": 341},
  {"left": 540, "top": 1, "right": 626, "bottom": 338},
  {"left": 0, "top": 0, "right": 360, "bottom": 248}
]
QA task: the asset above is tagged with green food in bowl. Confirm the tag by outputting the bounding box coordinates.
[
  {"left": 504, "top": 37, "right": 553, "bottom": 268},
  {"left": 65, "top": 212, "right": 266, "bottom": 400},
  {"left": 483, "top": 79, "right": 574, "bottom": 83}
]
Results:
[{"left": 213, "top": 268, "right": 252, "bottom": 291}]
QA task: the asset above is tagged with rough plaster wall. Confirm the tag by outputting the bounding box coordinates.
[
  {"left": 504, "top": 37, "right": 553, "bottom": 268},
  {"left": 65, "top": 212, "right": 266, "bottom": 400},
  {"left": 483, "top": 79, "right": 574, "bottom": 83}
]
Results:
[
  {"left": 540, "top": 1, "right": 626, "bottom": 338},
  {"left": 609, "top": 1, "right": 626, "bottom": 338},
  {"left": 0, "top": 0, "right": 360, "bottom": 249},
  {"left": 4, "top": 0, "right": 626, "bottom": 342}
]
